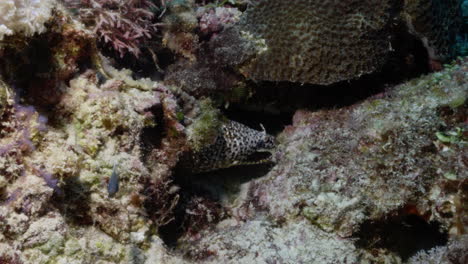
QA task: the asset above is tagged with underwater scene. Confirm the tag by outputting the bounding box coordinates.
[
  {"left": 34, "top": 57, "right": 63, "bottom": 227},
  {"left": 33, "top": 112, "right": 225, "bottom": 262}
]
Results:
[{"left": 0, "top": 0, "right": 467, "bottom": 263}]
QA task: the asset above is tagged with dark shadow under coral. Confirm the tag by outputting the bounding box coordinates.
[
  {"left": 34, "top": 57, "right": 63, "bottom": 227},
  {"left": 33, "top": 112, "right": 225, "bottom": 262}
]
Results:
[
  {"left": 187, "top": 163, "right": 273, "bottom": 201},
  {"left": 222, "top": 106, "right": 292, "bottom": 135},
  {"left": 99, "top": 43, "right": 173, "bottom": 81},
  {"left": 51, "top": 176, "right": 93, "bottom": 226},
  {"left": 159, "top": 163, "right": 273, "bottom": 248},
  {"left": 139, "top": 103, "right": 165, "bottom": 161},
  {"left": 355, "top": 213, "right": 448, "bottom": 261},
  {"left": 231, "top": 25, "right": 431, "bottom": 116}
]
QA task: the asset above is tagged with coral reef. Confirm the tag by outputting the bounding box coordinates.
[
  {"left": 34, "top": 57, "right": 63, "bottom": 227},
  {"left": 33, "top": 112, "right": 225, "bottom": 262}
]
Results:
[
  {"left": 180, "top": 59, "right": 467, "bottom": 262},
  {"left": 161, "top": 0, "right": 199, "bottom": 60},
  {"left": 0, "top": 102, "right": 48, "bottom": 184},
  {"left": 0, "top": 0, "right": 55, "bottom": 40},
  {"left": 0, "top": 49, "right": 186, "bottom": 263},
  {"left": 0, "top": 1, "right": 466, "bottom": 263},
  {"left": 237, "top": 0, "right": 396, "bottom": 85}
]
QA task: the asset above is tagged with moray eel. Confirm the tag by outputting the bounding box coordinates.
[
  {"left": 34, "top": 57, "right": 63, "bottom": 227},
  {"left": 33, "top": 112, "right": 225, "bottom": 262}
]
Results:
[{"left": 183, "top": 120, "right": 276, "bottom": 173}]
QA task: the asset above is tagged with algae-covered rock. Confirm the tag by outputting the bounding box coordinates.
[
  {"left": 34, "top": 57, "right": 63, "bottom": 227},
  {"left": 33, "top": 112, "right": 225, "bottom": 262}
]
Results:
[
  {"left": 0, "top": 55, "right": 184, "bottom": 263},
  {"left": 180, "top": 59, "right": 467, "bottom": 262},
  {"left": 181, "top": 219, "right": 359, "bottom": 263},
  {"left": 407, "top": 235, "right": 468, "bottom": 264},
  {"left": 185, "top": 98, "right": 225, "bottom": 152},
  {"left": 249, "top": 59, "right": 466, "bottom": 234}
]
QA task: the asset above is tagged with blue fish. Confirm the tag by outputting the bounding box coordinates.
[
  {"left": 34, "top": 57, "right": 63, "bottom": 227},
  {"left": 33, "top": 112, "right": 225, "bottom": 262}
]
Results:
[{"left": 108, "top": 163, "right": 119, "bottom": 197}]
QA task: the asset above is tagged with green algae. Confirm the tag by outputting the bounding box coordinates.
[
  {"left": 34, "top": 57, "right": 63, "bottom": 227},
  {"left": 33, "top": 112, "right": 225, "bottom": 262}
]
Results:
[
  {"left": 436, "top": 127, "right": 467, "bottom": 146},
  {"left": 186, "top": 98, "right": 226, "bottom": 152},
  {"left": 38, "top": 233, "right": 65, "bottom": 256}
]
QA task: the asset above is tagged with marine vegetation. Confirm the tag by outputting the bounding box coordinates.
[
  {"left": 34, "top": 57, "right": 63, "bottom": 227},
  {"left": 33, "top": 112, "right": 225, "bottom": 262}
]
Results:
[{"left": 62, "top": 0, "right": 162, "bottom": 58}]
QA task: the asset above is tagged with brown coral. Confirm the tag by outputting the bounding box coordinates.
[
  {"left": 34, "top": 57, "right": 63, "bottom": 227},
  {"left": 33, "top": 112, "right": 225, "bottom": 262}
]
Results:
[{"left": 238, "top": 0, "right": 396, "bottom": 85}]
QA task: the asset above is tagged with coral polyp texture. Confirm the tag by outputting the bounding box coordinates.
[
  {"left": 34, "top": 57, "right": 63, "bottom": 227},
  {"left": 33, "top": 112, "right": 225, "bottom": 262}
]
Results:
[
  {"left": 0, "top": 0, "right": 55, "bottom": 40},
  {"left": 237, "top": 0, "right": 395, "bottom": 85}
]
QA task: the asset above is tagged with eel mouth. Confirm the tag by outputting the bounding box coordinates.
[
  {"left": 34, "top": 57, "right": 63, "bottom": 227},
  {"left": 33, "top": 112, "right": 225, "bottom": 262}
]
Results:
[{"left": 243, "top": 151, "right": 273, "bottom": 164}]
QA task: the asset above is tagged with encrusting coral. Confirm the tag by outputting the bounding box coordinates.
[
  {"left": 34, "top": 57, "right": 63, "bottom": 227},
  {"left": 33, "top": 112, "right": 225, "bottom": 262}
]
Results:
[
  {"left": 166, "top": 0, "right": 463, "bottom": 95},
  {"left": 237, "top": 0, "right": 396, "bottom": 85}
]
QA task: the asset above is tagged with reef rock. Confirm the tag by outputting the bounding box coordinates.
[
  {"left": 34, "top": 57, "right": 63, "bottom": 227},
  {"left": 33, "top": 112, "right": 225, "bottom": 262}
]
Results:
[
  {"left": 0, "top": 54, "right": 186, "bottom": 262},
  {"left": 180, "top": 58, "right": 467, "bottom": 263}
]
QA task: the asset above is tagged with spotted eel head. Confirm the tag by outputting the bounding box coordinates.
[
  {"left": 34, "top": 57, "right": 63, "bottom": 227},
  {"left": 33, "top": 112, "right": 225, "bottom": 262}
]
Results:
[
  {"left": 255, "top": 131, "right": 276, "bottom": 151},
  {"left": 186, "top": 120, "right": 276, "bottom": 173}
]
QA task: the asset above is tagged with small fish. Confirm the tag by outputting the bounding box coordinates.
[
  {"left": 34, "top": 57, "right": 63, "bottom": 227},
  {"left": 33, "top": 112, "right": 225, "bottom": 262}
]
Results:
[{"left": 108, "top": 163, "right": 119, "bottom": 197}]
